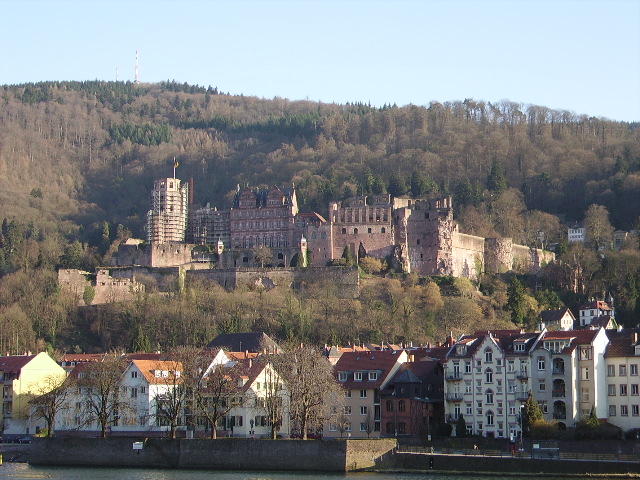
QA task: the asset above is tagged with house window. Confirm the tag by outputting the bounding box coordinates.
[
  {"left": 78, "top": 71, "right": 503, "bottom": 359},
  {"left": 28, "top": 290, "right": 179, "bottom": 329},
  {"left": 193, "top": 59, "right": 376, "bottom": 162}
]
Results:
[
  {"left": 360, "top": 423, "right": 368, "bottom": 432},
  {"left": 485, "top": 348, "right": 493, "bottom": 363},
  {"left": 360, "top": 406, "right": 368, "bottom": 415},
  {"left": 537, "top": 357, "right": 545, "bottom": 370},
  {"left": 338, "top": 372, "right": 347, "bottom": 382},
  {"left": 485, "top": 368, "right": 493, "bottom": 383},
  {"left": 608, "top": 384, "right": 616, "bottom": 396},
  {"left": 368, "top": 372, "right": 378, "bottom": 381},
  {"left": 486, "top": 411, "right": 494, "bottom": 426},
  {"left": 620, "top": 365, "right": 627, "bottom": 376},
  {"left": 580, "top": 348, "right": 591, "bottom": 360},
  {"left": 607, "top": 365, "right": 615, "bottom": 376},
  {"left": 131, "top": 371, "right": 138, "bottom": 379},
  {"left": 131, "top": 388, "right": 137, "bottom": 398},
  {"left": 386, "top": 400, "right": 393, "bottom": 411},
  {"left": 514, "top": 343, "right": 525, "bottom": 352},
  {"left": 344, "top": 406, "right": 352, "bottom": 415},
  {"left": 345, "top": 390, "right": 352, "bottom": 398},
  {"left": 631, "top": 364, "right": 638, "bottom": 376},
  {"left": 621, "top": 385, "right": 628, "bottom": 396},
  {"left": 398, "top": 422, "right": 406, "bottom": 434},
  {"left": 632, "top": 384, "right": 639, "bottom": 396},
  {"left": 465, "top": 361, "right": 472, "bottom": 373},
  {"left": 329, "top": 423, "right": 337, "bottom": 431},
  {"left": 507, "top": 360, "right": 515, "bottom": 372},
  {"left": 354, "top": 372, "right": 363, "bottom": 381},
  {"left": 466, "top": 403, "right": 473, "bottom": 415},
  {"left": 621, "top": 405, "right": 629, "bottom": 416},
  {"left": 398, "top": 400, "right": 405, "bottom": 412},
  {"left": 539, "top": 381, "right": 546, "bottom": 392},
  {"left": 360, "top": 390, "right": 367, "bottom": 398},
  {"left": 486, "top": 390, "right": 494, "bottom": 404},
  {"left": 344, "top": 423, "right": 351, "bottom": 432},
  {"left": 633, "top": 405, "right": 640, "bottom": 416},
  {"left": 581, "top": 367, "right": 590, "bottom": 380}
]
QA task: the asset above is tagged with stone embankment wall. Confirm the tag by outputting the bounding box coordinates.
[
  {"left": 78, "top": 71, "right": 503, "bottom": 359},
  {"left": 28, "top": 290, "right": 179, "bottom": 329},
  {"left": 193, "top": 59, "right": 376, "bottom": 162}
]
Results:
[
  {"left": 29, "top": 437, "right": 397, "bottom": 472},
  {"left": 395, "top": 452, "right": 640, "bottom": 475}
]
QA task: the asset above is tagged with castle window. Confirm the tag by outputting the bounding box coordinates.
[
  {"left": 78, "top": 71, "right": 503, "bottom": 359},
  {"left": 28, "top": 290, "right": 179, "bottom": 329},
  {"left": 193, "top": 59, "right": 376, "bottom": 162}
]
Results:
[
  {"left": 368, "top": 228, "right": 372, "bottom": 233},
  {"left": 417, "top": 239, "right": 420, "bottom": 245},
  {"left": 354, "top": 228, "right": 358, "bottom": 234},
  {"left": 342, "top": 228, "right": 347, "bottom": 234},
  {"left": 425, "top": 213, "right": 429, "bottom": 219},
  {"left": 242, "top": 257, "right": 248, "bottom": 263},
  {"left": 381, "top": 227, "right": 386, "bottom": 233},
  {"left": 278, "top": 253, "right": 284, "bottom": 260}
]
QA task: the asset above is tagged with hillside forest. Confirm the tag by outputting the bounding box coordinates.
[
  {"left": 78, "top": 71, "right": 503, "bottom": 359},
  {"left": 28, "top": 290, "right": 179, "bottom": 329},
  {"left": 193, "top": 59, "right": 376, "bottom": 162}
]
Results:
[{"left": 0, "top": 80, "right": 639, "bottom": 356}]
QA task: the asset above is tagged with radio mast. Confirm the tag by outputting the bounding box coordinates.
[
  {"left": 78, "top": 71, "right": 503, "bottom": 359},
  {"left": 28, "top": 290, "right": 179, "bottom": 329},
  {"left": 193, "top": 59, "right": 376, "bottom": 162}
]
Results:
[{"left": 135, "top": 50, "right": 140, "bottom": 84}]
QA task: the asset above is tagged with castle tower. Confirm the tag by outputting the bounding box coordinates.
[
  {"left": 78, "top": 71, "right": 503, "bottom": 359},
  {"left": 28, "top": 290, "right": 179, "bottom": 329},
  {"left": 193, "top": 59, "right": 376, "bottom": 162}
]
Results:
[
  {"left": 146, "top": 178, "right": 189, "bottom": 244},
  {"left": 299, "top": 235, "right": 308, "bottom": 267}
]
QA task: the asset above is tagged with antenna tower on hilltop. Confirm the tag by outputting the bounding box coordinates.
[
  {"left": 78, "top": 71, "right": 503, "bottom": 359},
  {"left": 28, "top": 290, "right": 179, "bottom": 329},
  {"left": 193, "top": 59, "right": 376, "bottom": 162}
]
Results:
[{"left": 135, "top": 50, "right": 140, "bottom": 84}]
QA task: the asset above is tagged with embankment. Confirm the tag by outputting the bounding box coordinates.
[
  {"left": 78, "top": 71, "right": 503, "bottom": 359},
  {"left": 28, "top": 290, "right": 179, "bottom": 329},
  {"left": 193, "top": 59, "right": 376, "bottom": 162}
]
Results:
[{"left": 29, "top": 437, "right": 397, "bottom": 472}]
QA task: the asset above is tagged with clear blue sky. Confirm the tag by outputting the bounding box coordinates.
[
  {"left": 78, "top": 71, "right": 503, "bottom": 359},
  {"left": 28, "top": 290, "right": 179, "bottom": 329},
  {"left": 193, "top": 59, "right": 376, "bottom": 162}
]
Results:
[{"left": 2, "top": 0, "right": 639, "bottom": 122}]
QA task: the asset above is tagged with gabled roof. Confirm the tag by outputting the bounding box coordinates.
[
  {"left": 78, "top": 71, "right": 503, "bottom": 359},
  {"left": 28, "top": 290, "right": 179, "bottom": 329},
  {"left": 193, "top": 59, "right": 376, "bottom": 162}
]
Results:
[
  {"left": 334, "top": 350, "right": 405, "bottom": 389},
  {"left": 205, "top": 332, "right": 280, "bottom": 354},
  {"left": 0, "top": 354, "right": 37, "bottom": 374},
  {"left": 449, "top": 330, "right": 543, "bottom": 359},
  {"left": 540, "top": 308, "right": 576, "bottom": 324},
  {"left": 605, "top": 329, "right": 640, "bottom": 357},
  {"left": 535, "top": 329, "right": 601, "bottom": 354},
  {"left": 579, "top": 300, "right": 613, "bottom": 312},
  {"left": 61, "top": 353, "right": 106, "bottom": 364},
  {"left": 131, "top": 359, "right": 183, "bottom": 385}
]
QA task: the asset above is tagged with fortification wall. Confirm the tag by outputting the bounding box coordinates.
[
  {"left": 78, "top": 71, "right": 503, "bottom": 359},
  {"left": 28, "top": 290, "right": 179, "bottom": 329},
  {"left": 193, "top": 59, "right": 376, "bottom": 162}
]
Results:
[
  {"left": 452, "top": 232, "right": 485, "bottom": 280},
  {"left": 58, "top": 268, "right": 143, "bottom": 305},
  {"left": 29, "top": 437, "right": 396, "bottom": 472},
  {"left": 484, "top": 237, "right": 514, "bottom": 274},
  {"left": 188, "top": 266, "right": 360, "bottom": 298},
  {"left": 330, "top": 227, "right": 395, "bottom": 261}
]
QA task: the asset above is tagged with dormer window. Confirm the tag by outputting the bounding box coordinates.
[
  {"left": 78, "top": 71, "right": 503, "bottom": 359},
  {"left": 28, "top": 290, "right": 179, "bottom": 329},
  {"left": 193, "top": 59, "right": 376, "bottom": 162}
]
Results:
[
  {"left": 354, "top": 371, "right": 363, "bottom": 381},
  {"left": 368, "top": 371, "right": 378, "bottom": 381},
  {"left": 338, "top": 372, "right": 347, "bottom": 382},
  {"left": 514, "top": 342, "right": 525, "bottom": 352},
  {"left": 456, "top": 345, "right": 467, "bottom": 356}
]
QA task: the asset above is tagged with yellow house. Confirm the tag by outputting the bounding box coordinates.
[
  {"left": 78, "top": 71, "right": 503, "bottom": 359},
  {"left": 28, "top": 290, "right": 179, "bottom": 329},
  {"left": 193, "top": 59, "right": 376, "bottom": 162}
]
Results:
[{"left": 0, "top": 352, "right": 66, "bottom": 439}]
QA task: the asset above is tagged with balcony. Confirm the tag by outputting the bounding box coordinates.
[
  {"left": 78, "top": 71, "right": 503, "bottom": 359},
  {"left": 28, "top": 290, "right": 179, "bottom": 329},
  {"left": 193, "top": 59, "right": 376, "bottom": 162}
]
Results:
[
  {"left": 552, "top": 390, "right": 566, "bottom": 398},
  {"left": 553, "top": 412, "right": 567, "bottom": 420},
  {"left": 445, "top": 393, "right": 463, "bottom": 402},
  {"left": 446, "top": 373, "right": 463, "bottom": 381},
  {"left": 445, "top": 414, "right": 459, "bottom": 423},
  {"left": 516, "top": 370, "right": 529, "bottom": 380},
  {"left": 515, "top": 391, "right": 529, "bottom": 401}
]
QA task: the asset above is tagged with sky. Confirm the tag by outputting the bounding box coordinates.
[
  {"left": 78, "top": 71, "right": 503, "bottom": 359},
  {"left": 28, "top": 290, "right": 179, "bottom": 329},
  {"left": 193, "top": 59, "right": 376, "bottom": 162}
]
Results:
[{"left": 1, "top": 0, "right": 639, "bottom": 122}]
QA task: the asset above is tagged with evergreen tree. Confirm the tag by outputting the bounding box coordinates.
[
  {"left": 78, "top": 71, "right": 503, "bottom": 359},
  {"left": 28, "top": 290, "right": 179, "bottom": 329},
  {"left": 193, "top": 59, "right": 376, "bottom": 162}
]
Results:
[
  {"left": 506, "top": 276, "right": 527, "bottom": 325},
  {"left": 522, "top": 392, "right": 544, "bottom": 436},
  {"left": 455, "top": 413, "right": 467, "bottom": 437},
  {"left": 487, "top": 159, "right": 508, "bottom": 195}
]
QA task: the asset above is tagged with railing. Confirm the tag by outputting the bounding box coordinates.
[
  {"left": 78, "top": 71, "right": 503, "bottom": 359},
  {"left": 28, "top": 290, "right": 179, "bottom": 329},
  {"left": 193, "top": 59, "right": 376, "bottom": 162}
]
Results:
[
  {"left": 552, "top": 389, "right": 566, "bottom": 398},
  {"left": 445, "top": 393, "right": 463, "bottom": 401},
  {"left": 396, "top": 446, "right": 640, "bottom": 463},
  {"left": 553, "top": 412, "right": 567, "bottom": 419},
  {"left": 516, "top": 371, "right": 529, "bottom": 379},
  {"left": 552, "top": 368, "right": 565, "bottom": 375},
  {"left": 445, "top": 414, "right": 459, "bottom": 423},
  {"left": 515, "top": 391, "right": 529, "bottom": 400},
  {"left": 446, "top": 373, "right": 462, "bottom": 381}
]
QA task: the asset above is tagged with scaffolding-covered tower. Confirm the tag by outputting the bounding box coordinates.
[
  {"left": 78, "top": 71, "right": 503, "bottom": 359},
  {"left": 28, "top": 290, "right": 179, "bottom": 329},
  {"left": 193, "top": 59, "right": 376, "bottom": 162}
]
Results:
[{"left": 146, "top": 178, "right": 189, "bottom": 243}]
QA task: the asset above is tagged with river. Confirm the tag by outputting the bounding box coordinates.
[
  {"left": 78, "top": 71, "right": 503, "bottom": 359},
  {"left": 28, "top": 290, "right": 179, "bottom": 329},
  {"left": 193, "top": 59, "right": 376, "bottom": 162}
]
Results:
[{"left": 0, "top": 464, "right": 628, "bottom": 480}]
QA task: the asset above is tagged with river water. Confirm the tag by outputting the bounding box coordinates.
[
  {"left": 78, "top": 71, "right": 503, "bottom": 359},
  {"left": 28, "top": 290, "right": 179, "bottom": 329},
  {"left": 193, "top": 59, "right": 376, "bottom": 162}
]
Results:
[{"left": 0, "top": 464, "right": 625, "bottom": 480}]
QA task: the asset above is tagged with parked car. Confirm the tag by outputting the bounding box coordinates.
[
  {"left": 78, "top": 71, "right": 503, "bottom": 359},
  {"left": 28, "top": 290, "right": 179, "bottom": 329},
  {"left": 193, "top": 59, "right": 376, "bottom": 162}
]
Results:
[{"left": 17, "top": 436, "right": 32, "bottom": 444}]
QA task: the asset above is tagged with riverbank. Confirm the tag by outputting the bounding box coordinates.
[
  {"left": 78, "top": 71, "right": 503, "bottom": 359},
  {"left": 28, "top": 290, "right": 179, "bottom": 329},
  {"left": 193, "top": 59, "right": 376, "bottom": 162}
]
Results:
[{"left": 0, "top": 443, "right": 29, "bottom": 463}]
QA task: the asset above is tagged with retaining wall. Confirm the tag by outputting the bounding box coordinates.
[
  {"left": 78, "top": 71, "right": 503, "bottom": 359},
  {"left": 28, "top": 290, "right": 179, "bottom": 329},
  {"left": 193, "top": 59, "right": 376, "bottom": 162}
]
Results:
[
  {"left": 29, "top": 437, "right": 396, "bottom": 472},
  {"left": 395, "top": 452, "right": 640, "bottom": 475}
]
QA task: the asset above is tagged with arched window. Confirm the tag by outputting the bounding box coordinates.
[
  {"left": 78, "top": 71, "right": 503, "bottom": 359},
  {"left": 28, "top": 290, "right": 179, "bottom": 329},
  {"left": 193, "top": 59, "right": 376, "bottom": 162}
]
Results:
[
  {"left": 485, "top": 368, "right": 493, "bottom": 383},
  {"left": 486, "top": 410, "right": 494, "bottom": 426},
  {"left": 277, "top": 253, "right": 284, "bottom": 260},
  {"left": 341, "top": 228, "right": 347, "bottom": 234},
  {"left": 381, "top": 227, "right": 386, "bottom": 233},
  {"left": 353, "top": 228, "right": 359, "bottom": 234},
  {"left": 485, "top": 348, "right": 493, "bottom": 363},
  {"left": 398, "top": 400, "right": 405, "bottom": 412},
  {"left": 386, "top": 400, "right": 393, "bottom": 411},
  {"left": 486, "top": 389, "right": 494, "bottom": 404}
]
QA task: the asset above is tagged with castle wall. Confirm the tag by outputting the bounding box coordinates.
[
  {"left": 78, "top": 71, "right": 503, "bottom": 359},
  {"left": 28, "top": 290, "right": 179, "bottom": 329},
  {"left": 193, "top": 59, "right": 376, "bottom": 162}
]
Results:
[
  {"left": 452, "top": 232, "right": 485, "bottom": 280},
  {"left": 188, "top": 267, "right": 360, "bottom": 298},
  {"left": 484, "top": 237, "right": 514, "bottom": 273},
  {"left": 512, "top": 243, "right": 555, "bottom": 274},
  {"left": 58, "top": 268, "right": 144, "bottom": 306}
]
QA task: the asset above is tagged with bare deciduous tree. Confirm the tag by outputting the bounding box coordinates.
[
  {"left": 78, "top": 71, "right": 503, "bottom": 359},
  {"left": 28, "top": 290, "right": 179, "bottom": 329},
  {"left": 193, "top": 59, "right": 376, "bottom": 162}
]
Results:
[{"left": 28, "top": 372, "right": 70, "bottom": 437}]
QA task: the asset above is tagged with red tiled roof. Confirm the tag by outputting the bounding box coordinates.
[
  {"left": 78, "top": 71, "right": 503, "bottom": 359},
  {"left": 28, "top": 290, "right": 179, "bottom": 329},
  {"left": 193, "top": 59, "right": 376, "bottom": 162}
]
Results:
[{"left": 334, "top": 350, "right": 404, "bottom": 389}]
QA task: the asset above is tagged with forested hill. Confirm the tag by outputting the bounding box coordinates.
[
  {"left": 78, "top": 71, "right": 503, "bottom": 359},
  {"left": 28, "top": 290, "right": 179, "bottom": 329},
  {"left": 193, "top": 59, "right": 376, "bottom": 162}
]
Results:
[{"left": 1, "top": 80, "right": 639, "bottom": 247}]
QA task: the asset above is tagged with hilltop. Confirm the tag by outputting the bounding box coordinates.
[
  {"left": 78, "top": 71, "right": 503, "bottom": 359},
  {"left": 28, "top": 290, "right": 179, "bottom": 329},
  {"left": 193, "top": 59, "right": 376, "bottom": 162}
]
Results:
[{"left": 0, "top": 80, "right": 639, "bottom": 354}]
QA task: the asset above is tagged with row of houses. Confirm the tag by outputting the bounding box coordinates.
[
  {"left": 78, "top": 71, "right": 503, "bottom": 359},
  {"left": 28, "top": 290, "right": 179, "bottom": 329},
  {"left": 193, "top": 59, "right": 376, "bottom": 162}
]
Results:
[{"left": 2, "top": 305, "right": 638, "bottom": 442}]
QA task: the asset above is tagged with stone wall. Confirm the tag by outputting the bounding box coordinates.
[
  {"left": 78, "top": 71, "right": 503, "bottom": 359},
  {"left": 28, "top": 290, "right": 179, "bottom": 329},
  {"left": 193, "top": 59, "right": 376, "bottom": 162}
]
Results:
[
  {"left": 187, "top": 266, "right": 360, "bottom": 298},
  {"left": 452, "top": 232, "right": 485, "bottom": 280},
  {"left": 58, "top": 269, "right": 144, "bottom": 306},
  {"left": 30, "top": 437, "right": 397, "bottom": 472}
]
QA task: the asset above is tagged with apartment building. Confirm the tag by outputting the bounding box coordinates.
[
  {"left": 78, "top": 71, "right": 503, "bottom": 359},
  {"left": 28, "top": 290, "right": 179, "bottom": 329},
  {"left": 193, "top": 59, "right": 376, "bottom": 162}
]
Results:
[
  {"left": 444, "top": 329, "right": 545, "bottom": 439},
  {"left": 604, "top": 329, "right": 640, "bottom": 430},
  {"left": 531, "top": 328, "right": 609, "bottom": 427}
]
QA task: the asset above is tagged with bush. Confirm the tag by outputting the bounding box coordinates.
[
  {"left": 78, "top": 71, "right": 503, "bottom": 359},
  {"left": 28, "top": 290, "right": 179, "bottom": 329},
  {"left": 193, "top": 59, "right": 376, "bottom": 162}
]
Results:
[{"left": 359, "top": 256, "right": 384, "bottom": 274}]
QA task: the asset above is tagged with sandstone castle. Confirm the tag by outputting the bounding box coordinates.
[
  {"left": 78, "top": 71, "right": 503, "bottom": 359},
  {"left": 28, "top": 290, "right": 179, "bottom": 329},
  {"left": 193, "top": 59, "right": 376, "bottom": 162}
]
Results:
[{"left": 60, "top": 177, "right": 553, "bottom": 305}]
